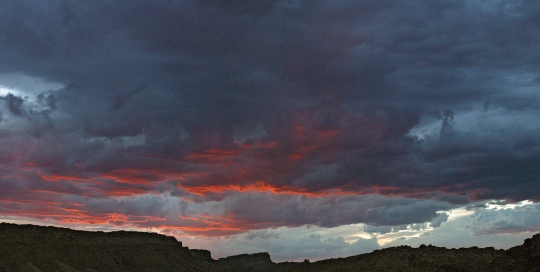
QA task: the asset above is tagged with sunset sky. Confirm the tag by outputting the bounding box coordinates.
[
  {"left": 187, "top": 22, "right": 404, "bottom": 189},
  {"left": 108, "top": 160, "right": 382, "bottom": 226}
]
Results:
[{"left": 1, "top": 0, "right": 540, "bottom": 262}]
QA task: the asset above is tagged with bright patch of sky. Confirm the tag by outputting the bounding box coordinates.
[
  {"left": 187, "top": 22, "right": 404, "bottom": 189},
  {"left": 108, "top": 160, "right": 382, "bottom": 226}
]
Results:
[{"left": 0, "top": 73, "right": 64, "bottom": 100}]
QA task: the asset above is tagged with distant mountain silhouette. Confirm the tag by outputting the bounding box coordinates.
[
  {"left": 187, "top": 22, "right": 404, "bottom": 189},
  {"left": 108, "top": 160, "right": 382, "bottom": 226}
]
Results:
[{"left": 0, "top": 223, "right": 539, "bottom": 271}]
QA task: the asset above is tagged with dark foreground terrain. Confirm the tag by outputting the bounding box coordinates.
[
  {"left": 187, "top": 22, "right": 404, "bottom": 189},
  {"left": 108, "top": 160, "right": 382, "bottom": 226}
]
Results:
[{"left": 0, "top": 223, "right": 539, "bottom": 271}]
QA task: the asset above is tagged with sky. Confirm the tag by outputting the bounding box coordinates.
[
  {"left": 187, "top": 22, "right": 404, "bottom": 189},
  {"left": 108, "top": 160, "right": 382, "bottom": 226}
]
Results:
[{"left": 0, "top": 0, "right": 540, "bottom": 262}]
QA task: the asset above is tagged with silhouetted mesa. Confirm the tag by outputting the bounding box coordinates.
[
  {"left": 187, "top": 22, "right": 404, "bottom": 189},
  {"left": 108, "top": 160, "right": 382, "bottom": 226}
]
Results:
[{"left": 0, "top": 223, "right": 539, "bottom": 271}]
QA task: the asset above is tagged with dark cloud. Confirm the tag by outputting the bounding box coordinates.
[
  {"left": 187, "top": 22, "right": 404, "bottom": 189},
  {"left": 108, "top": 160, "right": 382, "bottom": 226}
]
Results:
[
  {"left": 111, "top": 86, "right": 145, "bottom": 112},
  {"left": 3, "top": 93, "right": 26, "bottom": 117},
  {"left": 363, "top": 225, "right": 407, "bottom": 235},
  {"left": 193, "top": 0, "right": 280, "bottom": 16},
  {"left": 362, "top": 212, "right": 449, "bottom": 234},
  {"left": 215, "top": 193, "right": 454, "bottom": 229},
  {"left": 37, "top": 91, "right": 58, "bottom": 111},
  {"left": 0, "top": 0, "right": 539, "bottom": 239}
]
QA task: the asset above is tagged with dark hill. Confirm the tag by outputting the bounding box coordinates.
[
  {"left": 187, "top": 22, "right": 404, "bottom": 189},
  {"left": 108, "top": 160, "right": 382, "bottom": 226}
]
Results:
[{"left": 0, "top": 223, "right": 539, "bottom": 271}]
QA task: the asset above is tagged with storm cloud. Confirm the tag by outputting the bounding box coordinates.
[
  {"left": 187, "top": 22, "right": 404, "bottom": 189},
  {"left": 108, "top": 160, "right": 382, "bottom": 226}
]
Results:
[{"left": 0, "top": 0, "right": 540, "bottom": 260}]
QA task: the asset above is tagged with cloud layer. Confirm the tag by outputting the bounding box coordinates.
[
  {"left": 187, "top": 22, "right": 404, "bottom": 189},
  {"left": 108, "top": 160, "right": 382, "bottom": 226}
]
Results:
[{"left": 0, "top": 0, "right": 539, "bottom": 256}]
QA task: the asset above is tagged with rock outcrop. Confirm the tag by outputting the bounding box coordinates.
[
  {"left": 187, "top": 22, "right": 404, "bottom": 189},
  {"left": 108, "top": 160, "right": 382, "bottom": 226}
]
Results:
[
  {"left": 0, "top": 223, "right": 539, "bottom": 271},
  {"left": 189, "top": 249, "right": 213, "bottom": 262},
  {"left": 281, "top": 245, "right": 506, "bottom": 272},
  {"left": 484, "top": 234, "right": 540, "bottom": 272},
  {"left": 0, "top": 223, "right": 211, "bottom": 272},
  {"left": 213, "top": 252, "right": 274, "bottom": 271}
]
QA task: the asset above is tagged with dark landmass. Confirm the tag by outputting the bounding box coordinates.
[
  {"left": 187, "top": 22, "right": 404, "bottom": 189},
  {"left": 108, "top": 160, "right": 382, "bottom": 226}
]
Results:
[{"left": 0, "top": 223, "right": 539, "bottom": 272}]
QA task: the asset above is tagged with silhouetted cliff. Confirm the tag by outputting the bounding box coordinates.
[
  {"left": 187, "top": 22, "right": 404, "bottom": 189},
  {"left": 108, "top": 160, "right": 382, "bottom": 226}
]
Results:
[
  {"left": 0, "top": 223, "right": 539, "bottom": 271},
  {"left": 0, "top": 223, "right": 211, "bottom": 271}
]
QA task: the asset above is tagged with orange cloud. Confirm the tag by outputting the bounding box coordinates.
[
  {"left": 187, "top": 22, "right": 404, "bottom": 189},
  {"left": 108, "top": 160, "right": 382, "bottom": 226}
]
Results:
[{"left": 40, "top": 174, "right": 89, "bottom": 182}]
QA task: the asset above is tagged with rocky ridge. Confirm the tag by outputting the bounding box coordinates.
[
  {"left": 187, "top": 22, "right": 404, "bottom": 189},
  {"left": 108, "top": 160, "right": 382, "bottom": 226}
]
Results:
[{"left": 0, "top": 223, "right": 539, "bottom": 271}]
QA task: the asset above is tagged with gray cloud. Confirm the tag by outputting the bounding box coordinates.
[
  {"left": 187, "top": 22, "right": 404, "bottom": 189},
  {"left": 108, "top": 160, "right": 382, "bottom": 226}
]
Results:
[
  {"left": 0, "top": 0, "right": 539, "bottom": 241},
  {"left": 216, "top": 192, "right": 455, "bottom": 229},
  {"left": 193, "top": 0, "right": 281, "bottom": 16},
  {"left": 363, "top": 212, "right": 449, "bottom": 234},
  {"left": 246, "top": 229, "right": 280, "bottom": 240},
  {"left": 468, "top": 202, "right": 540, "bottom": 235},
  {"left": 3, "top": 93, "right": 26, "bottom": 117}
]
